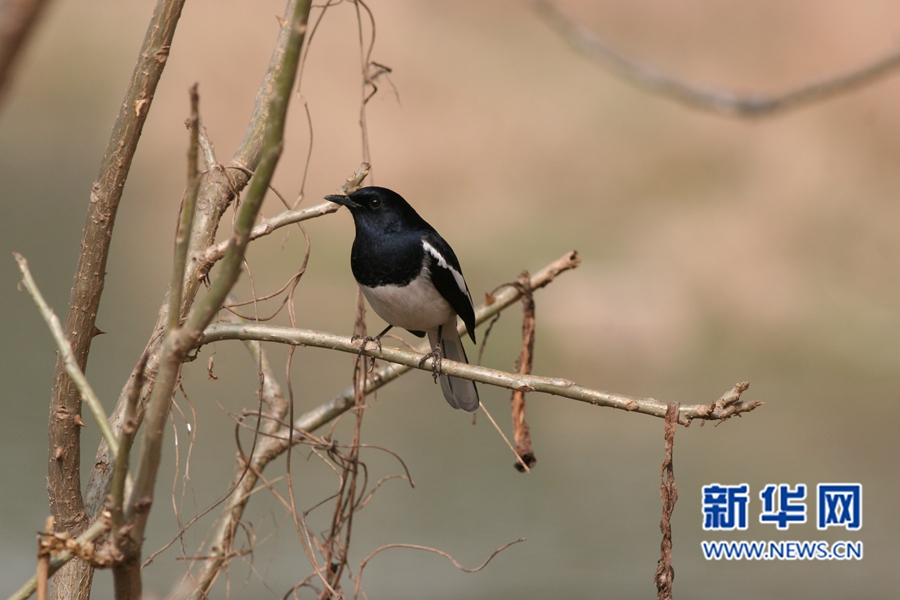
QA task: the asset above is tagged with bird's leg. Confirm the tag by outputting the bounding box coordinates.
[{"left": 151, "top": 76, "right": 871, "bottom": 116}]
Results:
[
  {"left": 418, "top": 325, "right": 443, "bottom": 383},
  {"left": 352, "top": 324, "right": 392, "bottom": 355}
]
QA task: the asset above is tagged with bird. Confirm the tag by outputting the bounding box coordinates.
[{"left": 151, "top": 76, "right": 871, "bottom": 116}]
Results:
[{"left": 325, "top": 186, "right": 480, "bottom": 412}]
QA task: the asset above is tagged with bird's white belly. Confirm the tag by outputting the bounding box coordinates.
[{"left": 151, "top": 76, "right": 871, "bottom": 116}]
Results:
[{"left": 360, "top": 274, "right": 454, "bottom": 332}]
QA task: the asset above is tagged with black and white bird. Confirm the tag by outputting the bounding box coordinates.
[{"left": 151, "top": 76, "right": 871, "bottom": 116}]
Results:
[{"left": 325, "top": 186, "right": 480, "bottom": 412}]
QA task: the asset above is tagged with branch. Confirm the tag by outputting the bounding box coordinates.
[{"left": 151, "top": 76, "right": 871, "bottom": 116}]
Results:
[
  {"left": 64, "top": 1, "right": 319, "bottom": 598},
  {"left": 116, "top": 3, "right": 312, "bottom": 597},
  {"left": 197, "top": 200, "right": 339, "bottom": 267},
  {"left": 201, "top": 324, "right": 760, "bottom": 423},
  {"left": 14, "top": 254, "right": 119, "bottom": 457},
  {"left": 46, "top": 5, "right": 187, "bottom": 593},
  {"left": 168, "top": 84, "right": 201, "bottom": 331},
  {"left": 195, "top": 162, "right": 369, "bottom": 270},
  {"left": 0, "top": 0, "right": 52, "bottom": 106},
  {"left": 6, "top": 514, "right": 112, "bottom": 600},
  {"left": 531, "top": 0, "right": 900, "bottom": 117}
]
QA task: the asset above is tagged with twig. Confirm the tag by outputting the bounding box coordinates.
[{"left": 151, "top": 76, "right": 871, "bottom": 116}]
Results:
[
  {"left": 46, "top": 2, "right": 187, "bottom": 571},
  {"left": 70, "top": 1, "right": 321, "bottom": 598},
  {"left": 8, "top": 515, "right": 112, "bottom": 600},
  {"left": 531, "top": 0, "right": 900, "bottom": 117},
  {"left": 36, "top": 517, "right": 53, "bottom": 600},
  {"left": 201, "top": 323, "right": 760, "bottom": 423},
  {"left": 168, "top": 84, "right": 202, "bottom": 331},
  {"left": 654, "top": 403, "right": 679, "bottom": 600},
  {"left": 14, "top": 253, "right": 119, "bottom": 458},
  {"left": 0, "top": 0, "right": 52, "bottom": 106},
  {"left": 353, "top": 538, "right": 526, "bottom": 599},
  {"left": 197, "top": 200, "right": 340, "bottom": 267},
  {"left": 109, "top": 351, "right": 148, "bottom": 533},
  {"left": 479, "top": 402, "right": 531, "bottom": 473},
  {"left": 117, "top": 2, "right": 313, "bottom": 597},
  {"left": 509, "top": 272, "right": 536, "bottom": 471}
]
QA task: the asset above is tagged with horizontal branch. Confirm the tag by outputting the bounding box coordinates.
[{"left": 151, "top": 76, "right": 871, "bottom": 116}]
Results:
[
  {"left": 200, "top": 324, "right": 760, "bottom": 423},
  {"left": 532, "top": 0, "right": 900, "bottom": 117}
]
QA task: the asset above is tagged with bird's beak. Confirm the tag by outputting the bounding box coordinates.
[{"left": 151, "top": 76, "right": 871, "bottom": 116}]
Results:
[{"left": 325, "top": 194, "right": 357, "bottom": 208}]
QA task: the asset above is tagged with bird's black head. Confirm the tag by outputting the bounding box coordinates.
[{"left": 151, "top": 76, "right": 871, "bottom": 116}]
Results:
[{"left": 325, "top": 186, "right": 428, "bottom": 235}]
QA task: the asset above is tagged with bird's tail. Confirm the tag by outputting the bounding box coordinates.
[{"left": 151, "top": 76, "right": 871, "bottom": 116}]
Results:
[{"left": 428, "top": 319, "right": 479, "bottom": 412}]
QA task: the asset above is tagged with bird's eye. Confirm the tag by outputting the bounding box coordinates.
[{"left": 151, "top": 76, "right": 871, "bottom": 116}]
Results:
[{"left": 369, "top": 198, "right": 382, "bottom": 208}]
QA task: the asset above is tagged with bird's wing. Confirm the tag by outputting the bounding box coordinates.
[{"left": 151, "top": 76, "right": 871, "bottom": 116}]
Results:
[{"left": 421, "top": 234, "right": 477, "bottom": 343}]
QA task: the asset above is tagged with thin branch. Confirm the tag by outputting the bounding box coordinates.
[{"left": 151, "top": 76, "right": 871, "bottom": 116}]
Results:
[
  {"left": 0, "top": 0, "right": 53, "bottom": 106},
  {"left": 654, "top": 403, "right": 679, "bottom": 600},
  {"left": 201, "top": 323, "right": 760, "bottom": 423},
  {"left": 531, "top": 0, "right": 900, "bottom": 117},
  {"left": 7, "top": 514, "right": 112, "bottom": 600},
  {"left": 109, "top": 351, "right": 148, "bottom": 533},
  {"left": 168, "top": 84, "right": 202, "bottom": 331},
  {"left": 196, "top": 161, "right": 369, "bottom": 269},
  {"left": 66, "top": 1, "right": 318, "bottom": 598},
  {"left": 353, "top": 538, "right": 526, "bottom": 599},
  {"left": 47, "top": 3, "right": 187, "bottom": 597},
  {"left": 119, "top": 4, "right": 313, "bottom": 597},
  {"left": 14, "top": 254, "right": 119, "bottom": 457}
]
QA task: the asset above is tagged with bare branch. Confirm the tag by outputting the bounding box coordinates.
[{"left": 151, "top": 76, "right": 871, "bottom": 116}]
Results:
[
  {"left": 62, "top": 7, "right": 330, "bottom": 600},
  {"left": 47, "top": 4, "right": 187, "bottom": 597},
  {"left": 201, "top": 323, "right": 760, "bottom": 423},
  {"left": 353, "top": 538, "right": 526, "bottom": 599},
  {"left": 531, "top": 0, "right": 900, "bottom": 117},
  {"left": 115, "top": 3, "right": 313, "bottom": 597},
  {"left": 0, "top": 0, "right": 52, "bottom": 106},
  {"left": 168, "top": 84, "right": 202, "bottom": 331},
  {"left": 14, "top": 254, "right": 119, "bottom": 458}
]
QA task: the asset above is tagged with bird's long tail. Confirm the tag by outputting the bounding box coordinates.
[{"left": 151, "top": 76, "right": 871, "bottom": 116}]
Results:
[{"left": 427, "top": 319, "right": 479, "bottom": 412}]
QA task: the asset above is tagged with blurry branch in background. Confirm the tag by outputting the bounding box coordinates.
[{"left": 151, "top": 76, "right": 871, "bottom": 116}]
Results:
[
  {"left": 47, "top": 1, "right": 187, "bottom": 598},
  {"left": 531, "top": 0, "right": 900, "bottom": 117},
  {"left": 0, "top": 0, "right": 52, "bottom": 106},
  {"left": 353, "top": 538, "right": 527, "bottom": 600}
]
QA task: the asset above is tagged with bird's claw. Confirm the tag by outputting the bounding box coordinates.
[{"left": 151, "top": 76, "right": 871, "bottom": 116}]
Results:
[
  {"left": 418, "top": 344, "right": 442, "bottom": 383},
  {"left": 352, "top": 334, "right": 383, "bottom": 355}
]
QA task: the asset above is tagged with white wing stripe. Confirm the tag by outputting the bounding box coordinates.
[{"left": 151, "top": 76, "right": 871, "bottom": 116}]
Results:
[{"left": 422, "top": 240, "right": 472, "bottom": 303}]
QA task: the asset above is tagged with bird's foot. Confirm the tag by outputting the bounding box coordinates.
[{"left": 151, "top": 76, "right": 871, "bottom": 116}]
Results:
[
  {"left": 418, "top": 343, "right": 442, "bottom": 383},
  {"left": 352, "top": 333, "right": 383, "bottom": 355}
]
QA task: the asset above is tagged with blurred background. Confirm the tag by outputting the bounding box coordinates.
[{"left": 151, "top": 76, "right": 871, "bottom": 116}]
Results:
[{"left": 2, "top": 1, "right": 899, "bottom": 598}]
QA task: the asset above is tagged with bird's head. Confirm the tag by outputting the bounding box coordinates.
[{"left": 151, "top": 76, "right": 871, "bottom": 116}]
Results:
[{"left": 325, "top": 186, "right": 424, "bottom": 234}]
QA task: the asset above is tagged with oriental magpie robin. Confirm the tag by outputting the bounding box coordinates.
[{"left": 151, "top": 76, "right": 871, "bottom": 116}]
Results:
[{"left": 325, "top": 186, "right": 480, "bottom": 412}]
